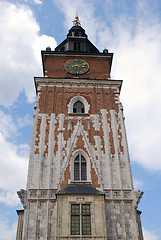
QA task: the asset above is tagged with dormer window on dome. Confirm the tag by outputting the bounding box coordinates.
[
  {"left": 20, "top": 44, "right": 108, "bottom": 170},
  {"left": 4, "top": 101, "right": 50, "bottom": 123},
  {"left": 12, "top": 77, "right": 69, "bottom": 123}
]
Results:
[{"left": 74, "top": 42, "right": 81, "bottom": 51}]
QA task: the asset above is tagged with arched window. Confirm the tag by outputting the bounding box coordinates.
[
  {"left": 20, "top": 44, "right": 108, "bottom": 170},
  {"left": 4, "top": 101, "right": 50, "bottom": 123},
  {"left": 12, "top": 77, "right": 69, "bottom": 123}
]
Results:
[
  {"left": 68, "top": 96, "right": 90, "bottom": 114},
  {"left": 73, "top": 101, "right": 85, "bottom": 113},
  {"left": 74, "top": 42, "right": 81, "bottom": 51},
  {"left": 74, "top": 154, "right": 87, "bottom": 181}
]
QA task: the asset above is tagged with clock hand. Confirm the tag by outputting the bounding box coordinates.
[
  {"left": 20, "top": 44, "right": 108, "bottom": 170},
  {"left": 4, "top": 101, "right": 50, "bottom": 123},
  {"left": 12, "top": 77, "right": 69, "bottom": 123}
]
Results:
[{"left": 73, "top": 64, "right": 80, "bottom": 68}]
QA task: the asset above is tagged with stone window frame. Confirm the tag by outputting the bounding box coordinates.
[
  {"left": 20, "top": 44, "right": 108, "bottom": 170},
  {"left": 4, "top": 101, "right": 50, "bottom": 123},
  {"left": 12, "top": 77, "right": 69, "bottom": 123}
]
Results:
[
  {"left": 68, "top": 96, "right": 90, "bottom": 115},
  {"left": 70, "top": 149, "right": 91, "bottom": 183}
]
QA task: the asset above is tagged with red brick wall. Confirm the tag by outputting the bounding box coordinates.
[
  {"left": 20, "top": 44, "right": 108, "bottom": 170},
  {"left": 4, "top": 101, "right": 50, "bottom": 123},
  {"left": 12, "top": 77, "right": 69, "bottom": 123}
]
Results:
[
  {"left": 35, "top": 84, "right": 121, "bottom": 189},
  {"left": 34, "top": 51, "right": 122, "bottom": 190},
  {"left": 38, "top": 86, "right": 119, "bottom": 116},
  {"left": 45, "top": 55, "right": 111, "bottom": 79}
]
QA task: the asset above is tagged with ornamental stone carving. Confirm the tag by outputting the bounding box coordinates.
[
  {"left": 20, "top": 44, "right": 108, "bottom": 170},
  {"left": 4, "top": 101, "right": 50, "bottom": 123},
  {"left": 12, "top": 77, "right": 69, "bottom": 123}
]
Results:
[
  {"left": 17, "top": 189, "right": 27, "bottom": 209},
  {"left": 123, "top": 190, "right": 131, "bottom": 199},
  {"left": 133, "top": 190, "right": 143, "bottom": 208},
  {"left": 30, "top": 190, "right": 38, "bottom": 198}
]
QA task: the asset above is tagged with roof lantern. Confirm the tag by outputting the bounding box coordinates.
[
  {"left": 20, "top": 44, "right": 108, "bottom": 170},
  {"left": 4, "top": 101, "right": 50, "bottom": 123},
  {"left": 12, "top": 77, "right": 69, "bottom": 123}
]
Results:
[{"left": 55, "top": 16, "right": 99, "bottom": 53}]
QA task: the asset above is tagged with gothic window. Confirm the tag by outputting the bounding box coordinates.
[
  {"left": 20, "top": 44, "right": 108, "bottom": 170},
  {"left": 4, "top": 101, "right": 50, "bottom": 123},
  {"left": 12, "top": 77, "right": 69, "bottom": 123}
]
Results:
[
  {"left": 68, "top": 96, "right": 89, "bottom": 115},
  {"left": 74, "top": 154, "right": 87, "bottom": 181},
  {"left": 74, "top": 42, "right": 81, "bottom": 51},
  {"left": 73, "top": 101, "right": 85, "bottom": 114},
  {"left": 71, "top": 204, "right": 91, "bottom": 235}
]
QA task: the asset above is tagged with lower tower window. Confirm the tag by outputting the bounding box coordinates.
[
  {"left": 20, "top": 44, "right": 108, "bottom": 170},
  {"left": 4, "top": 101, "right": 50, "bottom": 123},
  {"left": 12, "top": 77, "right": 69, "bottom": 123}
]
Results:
[{"left": 71, "top": 204, "right": 91, "bottom": 235}]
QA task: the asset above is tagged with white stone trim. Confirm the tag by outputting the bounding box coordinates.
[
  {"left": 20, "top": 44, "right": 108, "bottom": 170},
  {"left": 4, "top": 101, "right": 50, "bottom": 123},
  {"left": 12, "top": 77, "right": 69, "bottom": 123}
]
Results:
[{"left": 34, "top": 77, "right": 122, "bottom": 92}]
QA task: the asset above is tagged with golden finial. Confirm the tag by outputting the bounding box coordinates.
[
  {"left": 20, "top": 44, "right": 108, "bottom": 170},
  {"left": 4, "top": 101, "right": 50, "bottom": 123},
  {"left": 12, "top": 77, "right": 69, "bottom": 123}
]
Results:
[{"left": 73, "top": 14, "right": 81, "bottom": 26}]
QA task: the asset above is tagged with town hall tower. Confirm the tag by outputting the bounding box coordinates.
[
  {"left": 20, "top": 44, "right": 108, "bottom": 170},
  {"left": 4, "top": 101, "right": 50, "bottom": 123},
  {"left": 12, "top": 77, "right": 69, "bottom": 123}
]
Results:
[{"left": 17, "top": 16, "right": 143, "bottom": 240}]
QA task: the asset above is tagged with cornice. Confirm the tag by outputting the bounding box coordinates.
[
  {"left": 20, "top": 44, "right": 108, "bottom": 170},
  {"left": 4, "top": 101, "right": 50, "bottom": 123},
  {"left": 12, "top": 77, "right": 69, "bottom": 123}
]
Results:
[
  {"left": 41, "top": 51, "right": 113, "bottom": 58},
  {"left": 34, "top": 77, "right": 122, "bottom": 93}
]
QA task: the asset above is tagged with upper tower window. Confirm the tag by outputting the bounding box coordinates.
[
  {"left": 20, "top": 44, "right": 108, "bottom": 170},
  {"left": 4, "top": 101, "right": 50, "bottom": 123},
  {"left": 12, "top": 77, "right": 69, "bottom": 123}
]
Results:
[
  {"left": 73, "top": 101, "right": 84, "bottom": 113},
  {"left": 68, "top": 96, "right": 90, "bottom": 115}
]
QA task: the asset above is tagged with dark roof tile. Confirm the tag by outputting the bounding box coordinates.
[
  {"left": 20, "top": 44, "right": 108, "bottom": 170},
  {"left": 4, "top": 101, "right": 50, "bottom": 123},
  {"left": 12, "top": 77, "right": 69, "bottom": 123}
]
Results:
[{"left": 56, "top": 184, "right": 105, "bottom": 195}]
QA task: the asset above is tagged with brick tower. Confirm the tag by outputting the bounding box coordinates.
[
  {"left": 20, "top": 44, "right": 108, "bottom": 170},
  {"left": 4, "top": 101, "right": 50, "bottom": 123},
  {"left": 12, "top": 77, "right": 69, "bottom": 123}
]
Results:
[{"left": 17, "top": 16, "right": 143, "bottom": 240}]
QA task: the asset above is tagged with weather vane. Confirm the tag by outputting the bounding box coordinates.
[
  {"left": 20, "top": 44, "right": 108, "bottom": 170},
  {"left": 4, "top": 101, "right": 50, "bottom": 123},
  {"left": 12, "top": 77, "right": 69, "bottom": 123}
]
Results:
[{"left": 73, "top": 11, "right": 81, "bottom": 26}]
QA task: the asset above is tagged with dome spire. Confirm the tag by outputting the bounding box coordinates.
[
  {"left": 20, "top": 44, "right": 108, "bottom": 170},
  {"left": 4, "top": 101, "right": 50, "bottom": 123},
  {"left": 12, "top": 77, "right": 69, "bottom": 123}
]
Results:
[{"left": 73, "top": 14, "right": 81, "bottom": 26}]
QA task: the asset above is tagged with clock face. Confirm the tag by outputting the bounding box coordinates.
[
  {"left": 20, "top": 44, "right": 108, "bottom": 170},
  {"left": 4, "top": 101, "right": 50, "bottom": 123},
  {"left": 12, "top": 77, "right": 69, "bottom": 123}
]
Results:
[{"left": 65, "top": 59, "right": 89, "bottom": 75}]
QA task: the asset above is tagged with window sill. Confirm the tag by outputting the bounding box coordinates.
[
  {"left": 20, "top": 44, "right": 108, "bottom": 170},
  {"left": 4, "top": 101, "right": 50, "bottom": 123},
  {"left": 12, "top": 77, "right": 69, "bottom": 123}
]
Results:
[
  {"left": 70, "top": 235, "right": 91, "bottom": 237},
  {"left": 69, "top": 113, "right": 89, "bottom": 116},
  {"left": 70, "top": 181, "right": 91, "bottom": 185},
  {"left": 58, "top": 235, "right": 105, "bottom": 238},
  {"left": 69, "top": 235, "right": 106, "bottom": 238}
]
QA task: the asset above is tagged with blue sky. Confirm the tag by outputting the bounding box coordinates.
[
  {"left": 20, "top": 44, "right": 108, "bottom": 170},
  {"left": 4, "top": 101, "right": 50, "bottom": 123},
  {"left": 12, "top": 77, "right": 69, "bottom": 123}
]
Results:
[{"left": 0, "top": 0, "right": 161, "bottom": 239}]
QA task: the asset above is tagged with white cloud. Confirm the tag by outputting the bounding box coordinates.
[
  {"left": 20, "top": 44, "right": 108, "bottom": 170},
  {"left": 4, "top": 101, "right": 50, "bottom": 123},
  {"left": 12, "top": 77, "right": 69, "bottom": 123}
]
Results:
[
  {"left": 110, "top": 7, "right": 161, "bottom": 172},
  {"left": 17, "top": 114, "right": 32, "bottom": 128},
  {"left": 33, "top": 0, "right": 43, "bottom": 4},
  {"left": 0, "top": 110, "right": 29, "bottom": 206},
  {"left": 54, "top": 0, "right": 161, "bottom": 172},
  {"left": 133, "top": 178, "right": 144, "bottom": 190},
  {"left": 0, "top": 132, "right": 28, "bottom": 205},
  {"left": 0, "top": 0, "right": 57, "bottom": 206},
  {"left": 143, "top": 228, "right": 160, "bottom": 240},
  {"left": 19, "top": 0, "right": 43, "bottom": 4},
  {"left": 53, "top": 0, "right": 111, "bottom": 47},
  {"left": 0, "top": 216, "right": 16, "bottom": 240},
  {"left": 0, "top": 110, "right": 18, "bottom": 138},
  {"left": 0, "top": 1, "right": 56, "bottom": 106}
]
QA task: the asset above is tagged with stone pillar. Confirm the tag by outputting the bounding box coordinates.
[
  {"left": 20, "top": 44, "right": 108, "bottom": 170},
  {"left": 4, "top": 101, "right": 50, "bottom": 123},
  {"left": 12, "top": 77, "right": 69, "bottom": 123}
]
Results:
[{"left": 16, "top": 210, "right": 24, "bottom": 240}]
